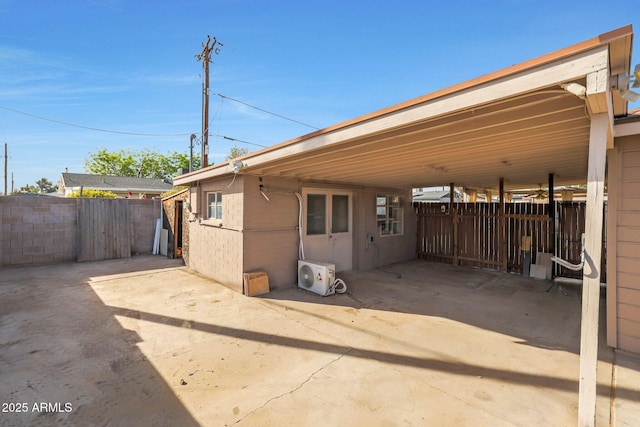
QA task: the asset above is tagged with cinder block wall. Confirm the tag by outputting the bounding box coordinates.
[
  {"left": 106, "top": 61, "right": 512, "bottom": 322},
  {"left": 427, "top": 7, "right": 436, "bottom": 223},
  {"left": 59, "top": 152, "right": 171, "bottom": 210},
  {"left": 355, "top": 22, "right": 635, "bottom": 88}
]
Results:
[
  {"left": 0, "top": 196, "right": 77, "bottom": 266},
  {"left": 130, "top": 199, "right": 160, "bottom": 255},
  {"left": 0, "top": 196, "right": 159, "bottom": 268},
  {"left": 242, "top": 175, "right": 300, "bottom": 288},
  {"left": 185, "top": 176, "right": 245, "bottom": 291}
]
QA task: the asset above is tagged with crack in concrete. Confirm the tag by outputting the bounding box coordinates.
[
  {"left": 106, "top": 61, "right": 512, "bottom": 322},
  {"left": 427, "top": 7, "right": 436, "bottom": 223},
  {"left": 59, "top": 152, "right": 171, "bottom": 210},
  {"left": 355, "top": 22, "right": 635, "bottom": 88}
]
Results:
[
  {"left": 256, "top": 299, "right": 343, "bottom": 343},
  {"left": 229, "top": 348, "right": 353, "bottom": 426},
  {"left": 609, "top": 350, "right": 617, "bottom": 427}
]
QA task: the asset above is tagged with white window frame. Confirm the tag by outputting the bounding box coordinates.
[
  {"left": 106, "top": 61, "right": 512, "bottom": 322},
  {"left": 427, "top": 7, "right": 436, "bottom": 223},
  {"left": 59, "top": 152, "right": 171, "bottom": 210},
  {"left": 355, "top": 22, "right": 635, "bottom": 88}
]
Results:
[
  {"left": 376, "top": 194, "right": 403, "bottom": 236},
  {"left": 206, "top": 191, "right": 223, "bottom": 220}
]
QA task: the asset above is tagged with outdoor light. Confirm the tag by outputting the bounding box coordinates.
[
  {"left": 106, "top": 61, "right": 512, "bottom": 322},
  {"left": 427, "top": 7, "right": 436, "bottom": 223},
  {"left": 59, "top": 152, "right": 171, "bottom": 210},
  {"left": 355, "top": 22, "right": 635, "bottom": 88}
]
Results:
[
  {"left": 610, "top": 64, "right": 640, "bottom": 102},
  {"left": 229, "top": 160, "right": 246, "bottom": 174},
  {"left": 561, "top": 82, "right": 587, "bottom": 99}
]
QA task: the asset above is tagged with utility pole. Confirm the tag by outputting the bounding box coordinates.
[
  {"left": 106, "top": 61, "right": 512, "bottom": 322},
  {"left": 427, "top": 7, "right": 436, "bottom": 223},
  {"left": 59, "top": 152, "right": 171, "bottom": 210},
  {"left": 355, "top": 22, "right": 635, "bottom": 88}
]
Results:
[
  {"left": 196, "top": 35, "right": 223, "bottom": 169},
  {"left": 3, "top": 143, "right": 7, "bottom": 196},
  {"left": 189, "top": 134, "right": 197, "bottom": 172}
]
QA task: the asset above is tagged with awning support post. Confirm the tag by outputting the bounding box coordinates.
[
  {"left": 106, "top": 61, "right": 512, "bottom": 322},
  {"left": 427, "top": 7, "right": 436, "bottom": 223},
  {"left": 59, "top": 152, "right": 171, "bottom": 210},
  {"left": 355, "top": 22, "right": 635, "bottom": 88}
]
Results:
[{"left": 578, "top": 113, "right": 608, "bottom": 427}]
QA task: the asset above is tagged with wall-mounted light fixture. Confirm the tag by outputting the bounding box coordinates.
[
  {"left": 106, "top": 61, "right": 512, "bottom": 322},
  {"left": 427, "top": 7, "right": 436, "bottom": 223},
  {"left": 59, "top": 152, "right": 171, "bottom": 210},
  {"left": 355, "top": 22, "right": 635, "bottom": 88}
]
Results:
[
  {"left": 229, "top": 160, "right": 246, "bottom": 174},
  {"left": 610, "top": 64, "right": 640, "bottom": 102}
]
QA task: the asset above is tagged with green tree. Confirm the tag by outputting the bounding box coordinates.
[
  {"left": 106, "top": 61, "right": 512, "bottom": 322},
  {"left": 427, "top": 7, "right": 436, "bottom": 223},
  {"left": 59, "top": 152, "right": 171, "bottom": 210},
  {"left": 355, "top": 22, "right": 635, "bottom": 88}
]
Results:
[
  {"left": 16, "top": 184, "right": 37, "bottom": 194},
  {"left": 225, "top": 146, "right": 249, "bottom": 160},
  {"left": 35, "top": 177, "right": 57, "bottom": 193},
  {"left": 15, "top": 177, "right": 57, "bottom": 194},
  {"left": 85, "top": 148, "right": 200, "bottom": 179}
]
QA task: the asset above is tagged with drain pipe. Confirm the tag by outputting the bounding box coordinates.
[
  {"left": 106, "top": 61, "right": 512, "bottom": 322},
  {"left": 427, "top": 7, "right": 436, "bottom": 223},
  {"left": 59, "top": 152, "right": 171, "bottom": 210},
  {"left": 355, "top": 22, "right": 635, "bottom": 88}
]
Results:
[{"left": 552, "top": 277, "right": 606, "bottom": 289}]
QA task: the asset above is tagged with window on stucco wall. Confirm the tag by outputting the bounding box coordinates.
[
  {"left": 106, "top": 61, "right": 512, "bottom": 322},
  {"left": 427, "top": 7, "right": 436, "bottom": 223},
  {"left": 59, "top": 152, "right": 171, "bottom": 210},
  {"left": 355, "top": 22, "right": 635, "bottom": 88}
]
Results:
[
  {"left": 207, "top": 192, "right": 223, "bottom": 220},
  {"left": 376, "top": 194, "right": 403, "bottom": 236}
]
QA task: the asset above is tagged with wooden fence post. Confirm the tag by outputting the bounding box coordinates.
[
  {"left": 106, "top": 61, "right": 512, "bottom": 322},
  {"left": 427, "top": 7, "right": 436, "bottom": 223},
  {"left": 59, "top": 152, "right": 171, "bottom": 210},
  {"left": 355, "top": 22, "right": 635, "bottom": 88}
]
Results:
[
  {"left": 451, "top": 183, "right": 458, "bottom": 265},
  {"left": 549, "top": 173, "right": 555, "bottom": 277}
]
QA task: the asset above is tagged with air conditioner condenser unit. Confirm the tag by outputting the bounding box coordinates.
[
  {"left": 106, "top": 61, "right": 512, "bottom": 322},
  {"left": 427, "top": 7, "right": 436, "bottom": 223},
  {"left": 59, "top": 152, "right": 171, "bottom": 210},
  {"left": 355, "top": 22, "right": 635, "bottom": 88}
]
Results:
[{"left": 297, "top": 260, "right": 335, "bottom": 296}]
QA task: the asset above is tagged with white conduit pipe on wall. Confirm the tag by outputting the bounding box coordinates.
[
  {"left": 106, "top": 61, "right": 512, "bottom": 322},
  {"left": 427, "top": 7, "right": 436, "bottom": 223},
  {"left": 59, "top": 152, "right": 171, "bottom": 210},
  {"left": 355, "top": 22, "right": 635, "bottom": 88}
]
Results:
[
  {"left": 294, "top": 192, "right": 305, "bottom": 261},
  {"left": 295, "top": 191, "right": 346, "bottom": 293}
]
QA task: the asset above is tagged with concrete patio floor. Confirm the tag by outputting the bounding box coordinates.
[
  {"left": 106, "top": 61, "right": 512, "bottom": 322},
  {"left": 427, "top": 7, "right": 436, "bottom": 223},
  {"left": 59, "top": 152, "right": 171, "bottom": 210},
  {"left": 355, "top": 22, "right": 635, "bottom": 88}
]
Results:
[{"left": 1, "top": 256, "right": 638, "bottom": 426}]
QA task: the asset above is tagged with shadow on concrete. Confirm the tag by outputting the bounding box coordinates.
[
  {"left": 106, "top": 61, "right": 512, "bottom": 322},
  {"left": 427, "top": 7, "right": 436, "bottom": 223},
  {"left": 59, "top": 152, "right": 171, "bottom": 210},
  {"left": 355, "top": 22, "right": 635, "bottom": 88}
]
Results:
[
  {"left": 3, "top": 255, "right": 638, "bottom": 424},
  {"left": 265, "top": 259, "right": 639, "bottom": 370},
  {"left": 108, "top": 305, "right": 639, "bottom": 402},
  {"left": 0, "top": 256, "right": 198, "bottom": 427}
]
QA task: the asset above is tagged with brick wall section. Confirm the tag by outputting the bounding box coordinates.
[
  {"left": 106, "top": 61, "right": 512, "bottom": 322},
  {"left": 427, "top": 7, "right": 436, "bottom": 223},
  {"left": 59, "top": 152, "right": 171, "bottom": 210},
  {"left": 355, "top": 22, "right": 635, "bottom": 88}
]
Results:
[
  {"left": 1, "top": 196, "right": 77, "bottom": 266},
  {"left": 0, "top": 196, "right": 158, "bottom": 268},
  {"left": 161, "top": 190, "right": 188, "bottom": 259}
]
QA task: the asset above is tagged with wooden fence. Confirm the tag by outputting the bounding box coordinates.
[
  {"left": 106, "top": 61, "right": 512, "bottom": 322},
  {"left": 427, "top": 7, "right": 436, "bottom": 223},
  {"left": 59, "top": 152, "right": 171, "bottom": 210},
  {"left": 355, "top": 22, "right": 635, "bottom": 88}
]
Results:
[
  {"left": 415, "top": 201, "right": 606, "bottom": 280},
  {"left": 556, "top": 202, "right": 607, "bottom": 280},
  {"left": 77, "top": 198, "right": 132, "bottom": 262},
  {"left": 76, "top": 198, "right": 159, "bottom": 262}
]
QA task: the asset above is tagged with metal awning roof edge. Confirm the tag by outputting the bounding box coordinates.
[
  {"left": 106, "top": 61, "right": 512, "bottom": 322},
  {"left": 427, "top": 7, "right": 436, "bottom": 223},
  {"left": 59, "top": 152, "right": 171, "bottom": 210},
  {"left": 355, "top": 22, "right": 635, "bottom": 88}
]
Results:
[{"left": 174, "top": 25, "right": 633, "bottom": 188}]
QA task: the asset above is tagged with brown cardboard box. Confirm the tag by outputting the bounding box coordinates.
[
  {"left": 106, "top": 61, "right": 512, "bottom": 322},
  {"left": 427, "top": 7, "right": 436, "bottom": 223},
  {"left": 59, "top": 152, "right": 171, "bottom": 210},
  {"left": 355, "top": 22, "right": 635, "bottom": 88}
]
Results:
[{"left": 243, "top": 271, "right": 270, "bottom": 296}]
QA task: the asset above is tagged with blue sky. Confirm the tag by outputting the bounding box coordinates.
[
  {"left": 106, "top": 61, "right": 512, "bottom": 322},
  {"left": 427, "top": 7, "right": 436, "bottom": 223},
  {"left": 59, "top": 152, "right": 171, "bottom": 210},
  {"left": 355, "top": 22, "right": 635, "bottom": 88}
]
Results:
[{"left": 0, "top": 1, "right": 638, "bottom": 191}]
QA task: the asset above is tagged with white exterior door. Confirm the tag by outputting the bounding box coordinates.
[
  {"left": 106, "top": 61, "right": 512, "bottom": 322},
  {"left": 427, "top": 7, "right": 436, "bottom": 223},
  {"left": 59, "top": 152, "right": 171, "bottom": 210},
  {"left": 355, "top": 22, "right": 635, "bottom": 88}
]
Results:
[{"left": 302, "top": 189, "right": 352, "bottom": 272}]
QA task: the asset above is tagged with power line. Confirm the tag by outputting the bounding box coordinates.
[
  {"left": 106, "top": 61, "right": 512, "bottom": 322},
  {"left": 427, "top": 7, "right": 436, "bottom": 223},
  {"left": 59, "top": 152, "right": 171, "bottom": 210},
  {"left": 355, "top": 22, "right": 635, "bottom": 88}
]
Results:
[
  {"left": 0, "top": 104, "right": 269, "bottom": 149},
  {"left": 0, "top": 105, "right": 190, "bottom": 137},
  {"left": 217, "top": 93, "right": 320, "bottom": 130},
  {"left": 216, "top": 134, "right": 267, "bottom": 148}
]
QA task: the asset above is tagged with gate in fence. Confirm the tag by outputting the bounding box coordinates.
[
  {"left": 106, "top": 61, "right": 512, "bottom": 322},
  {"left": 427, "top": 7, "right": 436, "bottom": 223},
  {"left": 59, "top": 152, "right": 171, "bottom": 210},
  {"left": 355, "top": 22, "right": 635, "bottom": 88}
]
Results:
[{"left": 76, "top": 198, "right": 132, "bottom": 262}]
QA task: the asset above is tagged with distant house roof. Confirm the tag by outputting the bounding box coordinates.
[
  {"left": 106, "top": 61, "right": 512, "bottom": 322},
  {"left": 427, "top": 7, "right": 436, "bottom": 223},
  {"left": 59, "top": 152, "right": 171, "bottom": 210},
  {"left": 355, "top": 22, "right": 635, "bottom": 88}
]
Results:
[
  {"left": 161, "top": 187, "right": 189, "bottom": 201},
  {"left": 413, "top": 191, "right": 451, "bottom": 202},
  {"left": 60, "top": 173, "right": 174, "bottom": 193}
]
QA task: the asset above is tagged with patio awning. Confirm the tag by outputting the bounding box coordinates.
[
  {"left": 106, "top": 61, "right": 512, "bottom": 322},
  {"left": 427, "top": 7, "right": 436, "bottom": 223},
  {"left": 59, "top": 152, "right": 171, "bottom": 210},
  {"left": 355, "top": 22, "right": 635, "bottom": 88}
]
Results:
[{"left": 175, "top": 26, "right": 633, "bottom": 192}]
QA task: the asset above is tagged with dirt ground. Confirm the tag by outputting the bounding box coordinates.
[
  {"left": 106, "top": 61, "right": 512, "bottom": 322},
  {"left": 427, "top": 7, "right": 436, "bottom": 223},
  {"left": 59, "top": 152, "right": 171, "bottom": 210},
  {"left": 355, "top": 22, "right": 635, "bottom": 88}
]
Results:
[{"left": 1, "top": 256, "right": 639, "bottom": 426}]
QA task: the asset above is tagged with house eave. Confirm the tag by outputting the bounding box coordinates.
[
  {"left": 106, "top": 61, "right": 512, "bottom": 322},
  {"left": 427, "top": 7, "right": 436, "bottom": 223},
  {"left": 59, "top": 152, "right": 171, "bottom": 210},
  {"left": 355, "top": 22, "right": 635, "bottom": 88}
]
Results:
[{"left": 174, "top": 25, "right": 633, "bottom": 191}]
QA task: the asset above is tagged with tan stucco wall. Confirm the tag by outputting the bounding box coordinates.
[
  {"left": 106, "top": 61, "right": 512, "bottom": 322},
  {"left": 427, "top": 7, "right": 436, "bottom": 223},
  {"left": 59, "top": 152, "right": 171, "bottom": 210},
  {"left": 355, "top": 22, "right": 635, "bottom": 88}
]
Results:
[
  {"left": 184, "top": 174, "right": 417, "bottom": 292},
  {"left": 242, "top": 175, "right": 300, "bottom": 287},
  {"left": 357, "top": 187, "right": 417, "bottom": 272},
  {"left": 242, "top": 179, "right": 417, "bottom": 288},
  {"left": 607, "top": 135, "right": 640, "bottom": 354}
]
